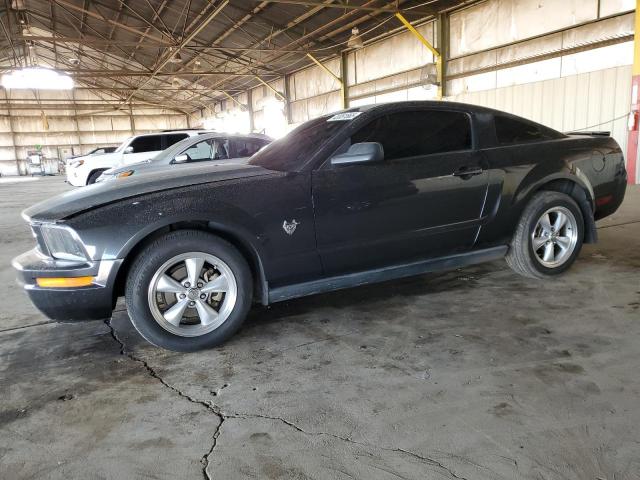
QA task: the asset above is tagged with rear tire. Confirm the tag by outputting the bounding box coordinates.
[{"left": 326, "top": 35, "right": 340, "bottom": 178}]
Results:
[
  {"left": 125, "top": 230, "right": 253, "bottom": 352},
  {"left": 87, "top": 169, "right": 106, "bottom": 185},
  {"left": 506, "top": 191, "right": 584, "bottom": 279}
]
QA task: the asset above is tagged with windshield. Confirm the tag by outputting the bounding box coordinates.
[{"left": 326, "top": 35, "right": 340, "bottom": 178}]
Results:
[
  {"left": 149, "top": 135, "right": 200, "bottom": 163},
  {"left": 249, "top": 114, "right": 356, "bottom": 171}
]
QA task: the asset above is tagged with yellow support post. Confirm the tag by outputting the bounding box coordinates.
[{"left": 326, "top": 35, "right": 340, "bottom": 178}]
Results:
[
  {"left": 306, "top": 53, "right": 347, "bottom": 109},
  {"left": 395, "top": 12, "right": 442, "bottom": 100},
  {"left": 254, "top": 75, "right": 286, "bottom": 102},
  {"left": 220, "top": 90, "right": 245, "bottom": 109}
]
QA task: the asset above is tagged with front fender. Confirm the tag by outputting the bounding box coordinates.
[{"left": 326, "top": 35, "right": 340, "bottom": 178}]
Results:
[{"left": 67, "top": 191, "right": 266, "bottom": 262}]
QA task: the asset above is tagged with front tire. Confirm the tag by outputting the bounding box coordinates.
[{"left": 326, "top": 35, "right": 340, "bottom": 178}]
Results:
[
  {"left": 506, "top": 191, "right": 584, "bottom": 279},
  {"left": 125, "top": 230, "right": 253, "bottom": 352}
]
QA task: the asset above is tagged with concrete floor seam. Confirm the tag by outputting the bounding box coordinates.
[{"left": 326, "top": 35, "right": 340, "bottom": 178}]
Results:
[
  {"left": 105, "top": 316, "right": 472, "bottom": 480},
  {"left": 104, "top": 318, "right": 225, "bottom": 480},
  {"left": 0, "top": 320, "right": 53, "bottom": 334}
]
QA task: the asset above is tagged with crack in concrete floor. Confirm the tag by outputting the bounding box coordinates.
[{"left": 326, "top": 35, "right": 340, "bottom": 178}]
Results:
[{"left": 104, "top": 318, "right": 470, "bottom": 480}]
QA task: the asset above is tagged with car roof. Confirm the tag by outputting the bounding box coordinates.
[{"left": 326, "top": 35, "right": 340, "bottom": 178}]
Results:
[
  {"left": 344, "top": 100, "right": 500, "bottom": 115},
  {"left": 132, "top": 130, "right": 215, "bottom": 138},
  {"left": 190, "top": 132, "right": 273, "bottom": 141}
]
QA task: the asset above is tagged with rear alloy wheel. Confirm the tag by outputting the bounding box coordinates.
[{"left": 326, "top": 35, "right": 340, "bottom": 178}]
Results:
[
  {"left": 530, "top": 206, "right": 579, "bottom": 268},
  {"left": 126, "top": 230, "right": 252, "bottom": 351},
  {"left": 506, "top": 191, "right": 584, "bottom": 279}
]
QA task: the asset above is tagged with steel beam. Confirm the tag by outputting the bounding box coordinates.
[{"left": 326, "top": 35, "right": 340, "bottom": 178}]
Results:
[
  {"left": 437, "top": 12, "right": 448, "bottom": 98},
  {"left": 306, "top": 53, "right": 346, "bottom": 109},
  {"left": 124, "top": 0, "right": 229, "bottom": 104},
  {"left": 8, "top": 70, "right": 277, "bottom": 78},
  {"left": 340, "top": 50, "right": 349, "bottom": 109},
  {"left": 254, "top": 75, "right": 286, "bottom": 102},
  {"left": 255, "top": 0, "right": 433, "bottom": 15},
  {"left": 395, "top": 12, "right": 442, "bottom": 99}
]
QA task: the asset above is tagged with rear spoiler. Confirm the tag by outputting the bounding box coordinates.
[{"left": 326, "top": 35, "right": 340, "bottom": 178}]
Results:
[{"left": 565, "top": 131, "right": 610, "bottom": 137}]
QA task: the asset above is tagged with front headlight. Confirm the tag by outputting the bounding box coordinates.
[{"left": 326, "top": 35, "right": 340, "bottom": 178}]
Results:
[
  {"left": 70, "top": 159, "right": 84, "bottom": 168},
  {"left": 40, "top": 225, "right": 88, "bottom": 262}
]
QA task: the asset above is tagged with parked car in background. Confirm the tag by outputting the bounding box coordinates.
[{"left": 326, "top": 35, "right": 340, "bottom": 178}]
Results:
[
  {"left": 96, "top": 133, "right": 272, "bottom": 182},
  {"left": 14, "top": 102, "right": 626, "bottom": 352},
  {"left": 66, "top": 146, "right": 116, "bottom": 164},
  {"left": 66, "top": 130, "right": 212, "bottom": 186}
]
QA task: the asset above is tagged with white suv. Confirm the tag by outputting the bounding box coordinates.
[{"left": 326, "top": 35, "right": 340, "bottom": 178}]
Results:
[{"left": 66, "top": 130, "right": 212, "bottom": 186}]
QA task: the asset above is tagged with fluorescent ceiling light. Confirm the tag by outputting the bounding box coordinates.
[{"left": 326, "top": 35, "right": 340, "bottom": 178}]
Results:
[{"left": 1, "top": 67, "right": 74, "bottom": 90}]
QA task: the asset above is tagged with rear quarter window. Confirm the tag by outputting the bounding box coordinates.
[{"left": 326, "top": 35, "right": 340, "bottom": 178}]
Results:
[{"left": 495, "top": 116, "right": 560, "bottom": 145}]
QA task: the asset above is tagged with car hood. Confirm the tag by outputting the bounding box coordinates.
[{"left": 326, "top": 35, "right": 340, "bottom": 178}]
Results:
[
  {"left": 24, "top": 162, "right": 275, "bottom": 222},
  {"left": 104, "top": 160, "right": 152, "bottom": 174},
  {"left": 107, "top": 157, "right": 249, "bottom": 176},
  {"left": 68, "top": 151, "right": 122, "bottom": 166}
]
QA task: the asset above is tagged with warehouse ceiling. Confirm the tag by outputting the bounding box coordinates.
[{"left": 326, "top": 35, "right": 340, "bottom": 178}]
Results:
[{"left": 0, "top": 0, "right": 466, "bottom": 113}]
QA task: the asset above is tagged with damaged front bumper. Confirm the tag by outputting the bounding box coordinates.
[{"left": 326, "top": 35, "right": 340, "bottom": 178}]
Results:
[{"left": 12, "top": 249, "right": 122, "bottom": 321}]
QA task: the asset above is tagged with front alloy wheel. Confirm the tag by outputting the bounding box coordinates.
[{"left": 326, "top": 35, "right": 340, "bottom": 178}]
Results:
[
  {"left": 126, "top": 230, "right": 252, "bottom": 352},
  {"left": 148, "top": 253, "right": 238, "bottom": 337}
]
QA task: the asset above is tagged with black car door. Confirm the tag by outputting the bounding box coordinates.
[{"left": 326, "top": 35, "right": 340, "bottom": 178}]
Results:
[{"left": 312, "top": 108, "right": 490, "bottom": 275}]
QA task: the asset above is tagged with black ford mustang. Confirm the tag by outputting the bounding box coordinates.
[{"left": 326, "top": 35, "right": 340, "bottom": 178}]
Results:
[{"left": 13, "top": 102, "right": 627, "bottom": 351}]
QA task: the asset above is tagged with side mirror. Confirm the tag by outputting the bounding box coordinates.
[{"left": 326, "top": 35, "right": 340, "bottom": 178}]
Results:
[
  {"left": 124, "top": 146, "right": 134, "bottom": 154},
  {"left": 173, "top": 154, "right": 189, "bottom": 164},
  {"left": 330, "top": 142, "right": 384, "bottom": 166}
]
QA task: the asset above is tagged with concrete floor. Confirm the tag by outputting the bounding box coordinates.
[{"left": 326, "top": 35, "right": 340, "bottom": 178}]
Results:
[{"left": 1, "top": 176, "right": 639, "bottom": 480}]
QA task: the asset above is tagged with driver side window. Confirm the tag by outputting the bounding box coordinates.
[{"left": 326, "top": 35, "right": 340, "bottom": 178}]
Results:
[
  {"left": 182, "top": 140, "right": 214, "bottom": 162},
  {"left": 351, "top": 110, "right": 472, "bottom": 160},
  {"left": 180, "top": 139, "right": 230, "bottom": 162},
  {"left": 211, "top": 139, "right": 230, "bottom": 160}
]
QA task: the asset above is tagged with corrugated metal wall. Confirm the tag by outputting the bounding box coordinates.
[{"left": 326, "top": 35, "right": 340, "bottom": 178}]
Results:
[
  {"left": 448, "top": 65, "right": 632, "bottom": 155},
  {"left": 0, "top": 89, "right": 188, "bottom": 176}
]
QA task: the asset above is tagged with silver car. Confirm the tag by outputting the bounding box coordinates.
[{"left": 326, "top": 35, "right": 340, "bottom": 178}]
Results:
[{"left": 97, "top": 132, "right": 272, "bottom": 182}]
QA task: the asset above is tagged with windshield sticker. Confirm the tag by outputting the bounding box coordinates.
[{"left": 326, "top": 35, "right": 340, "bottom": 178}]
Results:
[{"left": 327, "top": 112, "right": 363, "bottom": 122}]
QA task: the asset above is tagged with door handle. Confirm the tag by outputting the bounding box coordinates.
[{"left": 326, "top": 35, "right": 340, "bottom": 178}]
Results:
[{"left": 453, "top": 166, "right": 483, "bottom": 178}]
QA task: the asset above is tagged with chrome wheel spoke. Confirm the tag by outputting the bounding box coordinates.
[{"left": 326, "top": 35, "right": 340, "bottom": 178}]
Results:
[
  {"left": 539, "top": 213, "right": 552, "bottom": 233},
  {"left": 163, "top": 299, "right": 189, "bottom": 326},
  {"left": 542, "top": 242, "right": 555, "bottom": 262},
  {"left": 195, "top": 299, "right": 219, "bottom": 326},
  {"left": 184, "top": 257, "right": 205, "bottom": 286},
  {"left": 553, "top": 212, "right": 568, "bottom": 231},
  {"left": 532, "top": 236, "right": 547, "bottom": 251},
  {"left": 556, "top": 236, "right": 571, "bottom": 251},
  {"left": 201, "top": 274, "right": 229, "bottom": 294},
  {"left": 156, "top": 274, "right": 185, "bottom": 294}
]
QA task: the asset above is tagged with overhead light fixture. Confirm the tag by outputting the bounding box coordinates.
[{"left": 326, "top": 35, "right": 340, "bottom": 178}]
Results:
[
  {"left": 1, "top": 67, "right": 74, "bottom": 90},
  {"left": 347, "top": 27, "right": 364, "bottom": 50},
  {"left": 420, "top": 62, "right": 439, "bottom": 88},
  {"left": 168, "top": 49, "right": 183, "bottom": 64},
  {"left": 171, "top": 77, "right": 181, "bottom": 88}
]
